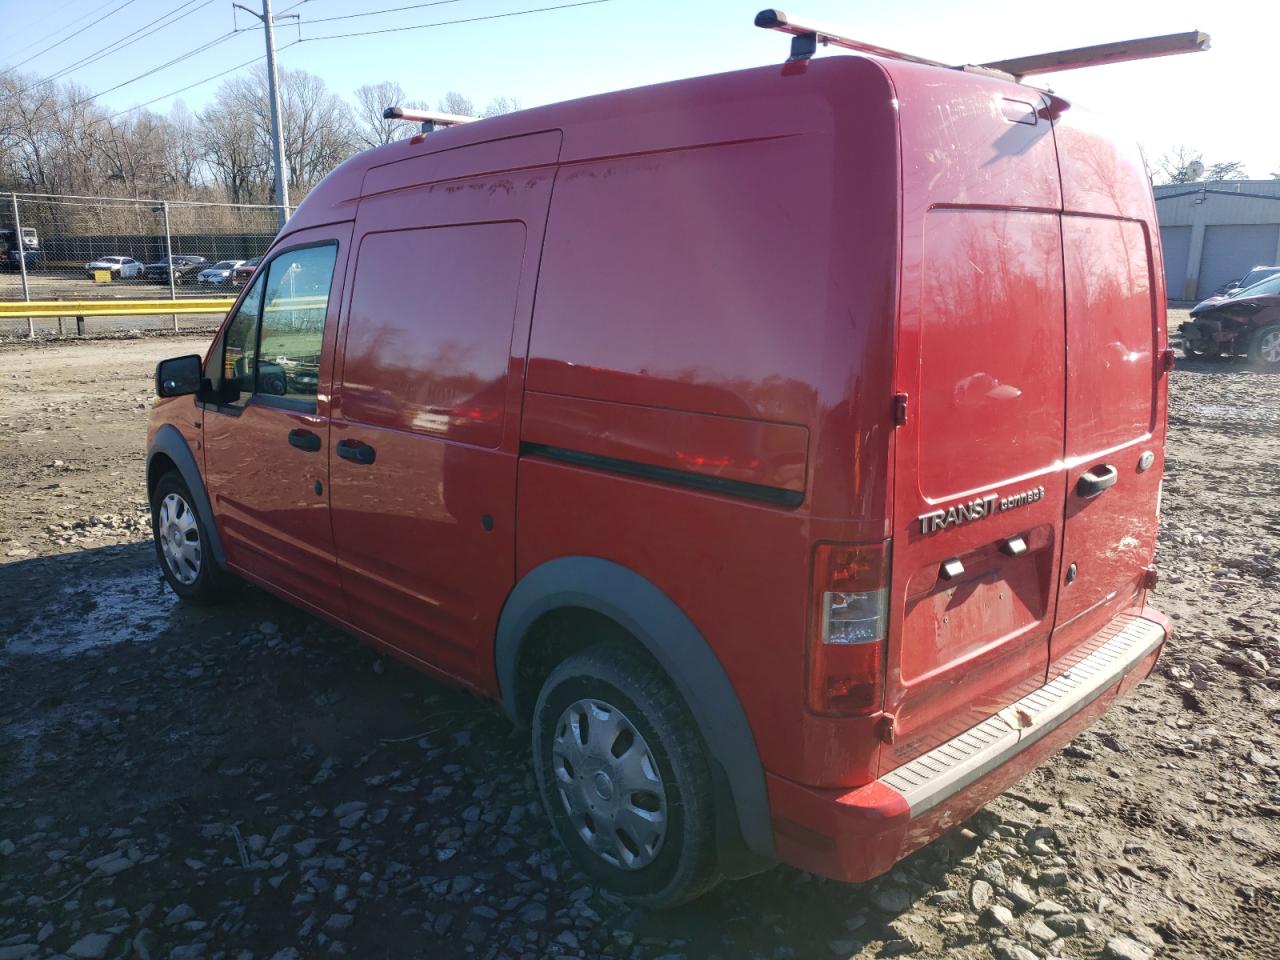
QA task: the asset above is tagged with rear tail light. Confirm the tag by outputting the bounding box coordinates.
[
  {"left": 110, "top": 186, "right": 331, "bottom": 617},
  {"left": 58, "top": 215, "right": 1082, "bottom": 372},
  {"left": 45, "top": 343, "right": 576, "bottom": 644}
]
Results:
[{"left": 807, "top": 541, "right": 890, "bottom": 716}]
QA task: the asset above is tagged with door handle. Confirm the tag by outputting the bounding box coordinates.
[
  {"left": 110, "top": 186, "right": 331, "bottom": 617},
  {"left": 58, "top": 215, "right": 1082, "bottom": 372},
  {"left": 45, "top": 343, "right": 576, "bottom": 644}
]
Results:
[
  {"left": 336, "top": 438, "right": 376, "bottom": 465},
  {"left": 1076, "top": 464, "right": 1118, "bottom": 499},
  {"left": 288, "top": 428, "right": 321, "bottom": 453}
]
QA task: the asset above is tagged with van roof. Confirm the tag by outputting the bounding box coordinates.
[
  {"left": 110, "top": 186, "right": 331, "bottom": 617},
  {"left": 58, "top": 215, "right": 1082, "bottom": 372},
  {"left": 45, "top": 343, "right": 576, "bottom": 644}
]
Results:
[{"left": 289, "top": 52, "right": 1047, "bottom": 232}]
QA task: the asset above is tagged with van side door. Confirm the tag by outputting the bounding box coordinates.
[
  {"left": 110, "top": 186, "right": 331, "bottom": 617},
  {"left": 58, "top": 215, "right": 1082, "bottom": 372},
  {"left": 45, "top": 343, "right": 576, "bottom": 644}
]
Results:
[
  {"left": 329, "top": 133, "right": 559, "bottom": 684},
  {"left": 201, "top": 225, "right": 351, "bottom": 619}
]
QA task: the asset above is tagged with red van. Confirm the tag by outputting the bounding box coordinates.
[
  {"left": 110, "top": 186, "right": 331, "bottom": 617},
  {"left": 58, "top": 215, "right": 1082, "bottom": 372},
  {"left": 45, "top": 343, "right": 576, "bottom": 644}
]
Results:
[{"left": 148, "top": 24, "right": 1176, "bottom": 907}]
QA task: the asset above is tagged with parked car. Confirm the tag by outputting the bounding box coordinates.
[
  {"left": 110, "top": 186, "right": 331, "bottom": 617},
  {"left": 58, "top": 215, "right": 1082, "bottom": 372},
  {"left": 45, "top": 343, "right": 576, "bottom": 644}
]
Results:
[
  {"left": 1, "top": 248, "right": 42, "bottom": 270},
  {"left": 143, "top": 255, "right": 207, "bottom": 285},
  {"left": 1208, "top": 265, "right": 1280, "bottom": 299},
  {"left": 0, "top": 226, "right": 39, "bottom": 249},
  {"left": 1183, "top": 271, "right": 1280, "bottom": 366},
  {"left": 0, "top": 227, "right": 39, "bottom": 266},
  {"left": 84, "top": 256, "right": 143, "bottom": 279},
  {"left": 148, "top": 37, "right": 1173, "bottom": 907},
  {"left": 232, "top": 257, "right": 261, "bottom": 287},
  {"left": 196, "top": 260, "right": 245, "bottom": 285}
]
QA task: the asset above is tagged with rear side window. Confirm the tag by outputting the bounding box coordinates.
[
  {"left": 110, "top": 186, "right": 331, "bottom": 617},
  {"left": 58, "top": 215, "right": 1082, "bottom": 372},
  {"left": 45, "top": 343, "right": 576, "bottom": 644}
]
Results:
[
  {"left": 257, "top": 244, "right": 337, "bottom": 408},
  {"left": 341, "top": 223, "right": 525, "bottom": 448}
]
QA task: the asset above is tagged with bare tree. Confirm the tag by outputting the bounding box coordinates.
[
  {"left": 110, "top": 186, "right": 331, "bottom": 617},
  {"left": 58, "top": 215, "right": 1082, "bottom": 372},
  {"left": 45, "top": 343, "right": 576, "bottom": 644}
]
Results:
[
  {"left": 1204, "top": 160, "right": 1247, "bottom": 181},
  {"left": 481, "top": 95, "right": 521, "bottom": 118},
  {"left": 354, "top": 81, "right": 416, "bottom": 148},
  {"left": 438, "top": 91, "right": 475, "bottom": 117},
  {"left": 1154, "top": 145, "right": 1249, "bottom": 184},
  {"left": 207, "top": 66, "right": 357, "bottom": 200},
  {"left": 1153, "top": 145, "right": 1204, "bottom": 184},
  {"left": 0, "top": 64, "right": 519, "bottom": 209}
]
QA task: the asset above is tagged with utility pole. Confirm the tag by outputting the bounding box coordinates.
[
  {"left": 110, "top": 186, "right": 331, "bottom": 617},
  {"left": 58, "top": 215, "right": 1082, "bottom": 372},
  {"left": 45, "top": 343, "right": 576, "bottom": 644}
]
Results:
[{"left": 234, "top": 0, "right": 296, "bottom": 231}]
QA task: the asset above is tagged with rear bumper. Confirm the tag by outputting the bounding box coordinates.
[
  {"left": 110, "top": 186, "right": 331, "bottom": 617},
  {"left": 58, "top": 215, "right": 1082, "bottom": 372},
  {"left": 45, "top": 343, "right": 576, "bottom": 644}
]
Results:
[{"left": 767, "top": 607, "right": 1169, "bottom": 883}]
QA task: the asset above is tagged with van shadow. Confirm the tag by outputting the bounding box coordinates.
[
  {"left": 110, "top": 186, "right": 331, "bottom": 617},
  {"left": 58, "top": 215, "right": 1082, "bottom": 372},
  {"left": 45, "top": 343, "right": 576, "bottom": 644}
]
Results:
[{"left": 2, "top": 543, "right": 990, "bottom": 958}]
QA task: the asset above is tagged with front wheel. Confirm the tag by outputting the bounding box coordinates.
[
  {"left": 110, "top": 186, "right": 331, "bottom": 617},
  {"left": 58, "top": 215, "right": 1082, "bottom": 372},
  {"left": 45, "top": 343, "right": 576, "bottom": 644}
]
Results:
[
  {"left": 532, "top": 643, "right": 721, "bottom": 908},
  {"left": 150, "top": 471, "right": 225, "bottom": 604},
  {"left": 1248, "top": 325, "right": 1280, "bottom": 369}
]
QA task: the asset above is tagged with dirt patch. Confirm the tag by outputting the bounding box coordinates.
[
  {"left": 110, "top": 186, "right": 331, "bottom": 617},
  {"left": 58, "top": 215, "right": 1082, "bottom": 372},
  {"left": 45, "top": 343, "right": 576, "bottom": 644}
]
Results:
[{"left": 1, "top": 321, "right": 1277, "bottom": 960}]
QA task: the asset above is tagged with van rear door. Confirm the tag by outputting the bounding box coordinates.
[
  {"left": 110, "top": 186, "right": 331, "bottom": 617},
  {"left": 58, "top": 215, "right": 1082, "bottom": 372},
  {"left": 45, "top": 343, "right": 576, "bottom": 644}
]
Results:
[
  {"left": 882, "top": 207, "right": 1070, "bottom": 771},
  {"left": 1051, "top": 217, "right": 1162, "bottom": 664}
]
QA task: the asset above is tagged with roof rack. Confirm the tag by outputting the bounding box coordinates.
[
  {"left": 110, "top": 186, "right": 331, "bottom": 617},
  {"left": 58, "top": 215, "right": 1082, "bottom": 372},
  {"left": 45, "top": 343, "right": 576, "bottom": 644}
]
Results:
[
  {"left": 382, "top": 106, "right": 478, "bottom": 134},
  {"left": 754, "top": 9, "right": 1209, "bottom": 80}
]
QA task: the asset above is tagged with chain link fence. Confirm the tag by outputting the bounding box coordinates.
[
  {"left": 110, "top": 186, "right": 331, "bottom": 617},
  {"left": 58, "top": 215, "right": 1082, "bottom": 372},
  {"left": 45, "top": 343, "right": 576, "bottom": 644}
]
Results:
[{"left": 1, "top": 192, "right": 283, "bottom": 337}]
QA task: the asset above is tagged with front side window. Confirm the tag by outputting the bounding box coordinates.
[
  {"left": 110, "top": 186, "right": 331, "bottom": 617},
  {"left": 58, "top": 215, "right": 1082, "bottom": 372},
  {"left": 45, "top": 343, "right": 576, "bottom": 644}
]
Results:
[
  {"left": 255, "top": 244, "right": 337, "bottom": 409},
  {"left": 220, "top": 274, "right": 265, "bottom": 405}
]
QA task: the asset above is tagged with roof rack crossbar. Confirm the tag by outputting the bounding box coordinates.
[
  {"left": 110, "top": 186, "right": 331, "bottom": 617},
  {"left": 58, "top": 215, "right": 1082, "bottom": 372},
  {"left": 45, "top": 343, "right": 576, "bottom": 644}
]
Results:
[
  {"left": 980, "top": 31, "right": 1210, "bottom": 78},
  {"left": 754, "top": 9, "right": 1209, "bottom": 80},
  {"left": 753, "top": 9, "right": 948, "bottom": 67},
  {"left": 383, "top": 106, "right": 478, "bottom": 134}
]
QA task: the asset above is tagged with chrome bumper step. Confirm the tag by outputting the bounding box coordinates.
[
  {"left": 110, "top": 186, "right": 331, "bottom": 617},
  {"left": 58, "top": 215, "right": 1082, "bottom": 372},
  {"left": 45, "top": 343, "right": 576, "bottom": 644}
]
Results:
[{"left": 880, "top": 613, "right": 1165, "bottom": 816}]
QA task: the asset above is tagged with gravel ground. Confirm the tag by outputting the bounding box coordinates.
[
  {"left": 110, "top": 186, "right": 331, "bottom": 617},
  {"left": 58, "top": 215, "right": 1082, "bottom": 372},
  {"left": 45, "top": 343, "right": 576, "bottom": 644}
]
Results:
[{"left": 1, "top": 317, "right": 1278, "bottom": 960}]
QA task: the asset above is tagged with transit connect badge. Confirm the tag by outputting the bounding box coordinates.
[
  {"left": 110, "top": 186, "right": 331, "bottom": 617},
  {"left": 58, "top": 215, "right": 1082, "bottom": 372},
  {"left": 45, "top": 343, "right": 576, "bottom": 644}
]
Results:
[{"left": 918, "top": 485, "right": 1045, "bottom": 534}]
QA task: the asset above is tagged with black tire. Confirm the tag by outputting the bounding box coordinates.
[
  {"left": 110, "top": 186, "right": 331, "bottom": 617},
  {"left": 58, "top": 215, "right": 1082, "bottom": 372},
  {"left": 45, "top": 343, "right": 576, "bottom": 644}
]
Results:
[
  {"left": 1248, "top": 324, "right": 1280, "bottom": 370},
  {"left": 150, "top": 471, "right": 225, "bottom": 604},
  {"left": 532, "top": 643, "right": 721, "bottom": 908}
]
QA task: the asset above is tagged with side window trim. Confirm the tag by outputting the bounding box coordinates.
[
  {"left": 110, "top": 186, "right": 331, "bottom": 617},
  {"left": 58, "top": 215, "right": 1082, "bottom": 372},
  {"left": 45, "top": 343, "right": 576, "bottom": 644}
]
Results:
[{"left": 249, "top": 239, "right": 341, "bottom": 414}]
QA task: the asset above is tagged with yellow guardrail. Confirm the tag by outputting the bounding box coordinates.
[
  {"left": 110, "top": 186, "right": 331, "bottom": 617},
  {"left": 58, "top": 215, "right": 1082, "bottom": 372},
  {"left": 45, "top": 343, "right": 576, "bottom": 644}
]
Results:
[{"left": 0, "top": 298, "right": 237, "bottom": 318}]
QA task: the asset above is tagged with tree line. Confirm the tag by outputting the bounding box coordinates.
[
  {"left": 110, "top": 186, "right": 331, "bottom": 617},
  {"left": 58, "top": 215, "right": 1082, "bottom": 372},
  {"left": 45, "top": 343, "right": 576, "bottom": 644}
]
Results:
[{"left": 0, "top": 66, "right": 519, "bottom": 208}]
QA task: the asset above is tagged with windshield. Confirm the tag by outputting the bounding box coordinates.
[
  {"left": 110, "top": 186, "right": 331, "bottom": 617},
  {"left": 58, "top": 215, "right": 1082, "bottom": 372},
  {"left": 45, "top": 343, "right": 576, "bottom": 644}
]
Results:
[
  {"left": 1232, "top": 273, "right": 1280, "bottom": 299},
  {"left": 1229, "top": 268, "right": 1280, "bottom": 296},
  {"left": 212, "top": 261, "right": 237, "bottom": 270}
]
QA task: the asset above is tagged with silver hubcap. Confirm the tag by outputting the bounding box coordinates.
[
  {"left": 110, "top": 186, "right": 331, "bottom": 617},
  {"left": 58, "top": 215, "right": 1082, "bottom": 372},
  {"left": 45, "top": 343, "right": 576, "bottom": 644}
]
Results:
[
  {"left": 552, "top": 699, "right": 667, "bottom": 870},
  {"left": 1261, "top": 330, "right": 1280, "bottom": 364},
  {"left": 157, "top": 492, "right": 201, "bottom": 585}
]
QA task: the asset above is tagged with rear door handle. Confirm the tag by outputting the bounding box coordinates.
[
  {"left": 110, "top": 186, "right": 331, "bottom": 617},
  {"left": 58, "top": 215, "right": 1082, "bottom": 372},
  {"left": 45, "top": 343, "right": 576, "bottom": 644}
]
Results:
[
  {"left": 288, "top": 428, "right": 321, "bottom": 453},
  {"left": 1076, "top": 464, "right": 1118, "bottom": 499},
  {"left": 336, "top": 438, "right": 376, "bottom": 465}
]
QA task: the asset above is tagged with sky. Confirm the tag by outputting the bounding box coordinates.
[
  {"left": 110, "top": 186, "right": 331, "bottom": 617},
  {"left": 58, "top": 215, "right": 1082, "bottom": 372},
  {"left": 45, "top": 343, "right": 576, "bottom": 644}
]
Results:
[{"left": 2, "top": 0, "right": 1276, "bottom": 180}]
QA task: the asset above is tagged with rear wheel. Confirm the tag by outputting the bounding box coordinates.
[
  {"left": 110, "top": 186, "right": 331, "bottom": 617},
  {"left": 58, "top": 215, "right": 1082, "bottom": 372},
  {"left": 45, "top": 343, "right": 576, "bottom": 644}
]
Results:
[
  {"left": 532, "top": 643, "right": 721, "bottom": 908},
  {"left": 1248, "top": 325, "right": 1280, "bottom": 369},
  {"left": 150, "top": 471, "right": 225, "bottom": 604}
]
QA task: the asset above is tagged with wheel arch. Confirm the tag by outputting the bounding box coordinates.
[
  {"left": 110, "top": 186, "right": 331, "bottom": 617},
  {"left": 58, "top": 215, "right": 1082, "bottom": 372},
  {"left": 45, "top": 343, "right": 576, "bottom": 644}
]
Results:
[
  {"left": 495, "top": 556, "right": 775, "bottom": 873},
  {"left": 147, "top": 423, "right": 226, "bottom": 568}
]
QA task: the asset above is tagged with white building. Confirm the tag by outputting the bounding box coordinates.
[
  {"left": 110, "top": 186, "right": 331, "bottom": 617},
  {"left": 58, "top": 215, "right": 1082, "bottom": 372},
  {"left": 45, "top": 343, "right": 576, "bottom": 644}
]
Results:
[{"left": 1155, "top": 180, "right": 1280, "bottom": 303}]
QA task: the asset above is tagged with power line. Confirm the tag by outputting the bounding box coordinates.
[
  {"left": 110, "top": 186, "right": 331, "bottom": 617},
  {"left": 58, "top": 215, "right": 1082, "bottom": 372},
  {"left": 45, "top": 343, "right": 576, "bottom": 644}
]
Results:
[
  {"left": 17, "top": 0, "right": 216, "bottom": 97},
  {"left": 3, "top": 0, "right": 119, "bottom": 60},
  {"left": 38, "top": 0, "right": 217, "bottom": 87},
  {"left": 298, "top": 0, "right": 611, "bottom": 42},
  {"left": 106, "top": 48, "right": 282, "bottom": 119},
  {"left": 301, "top": 0, "right": 464, "bottom": 26},
  {"left": 9, "top": 0, "right": 142, "bottom": 70},
  {"left": 66, "top": 0, "right": 610, "bottom": 131},
  {"left": 72, "top": 30, "right": 251, "bottom": 108}
]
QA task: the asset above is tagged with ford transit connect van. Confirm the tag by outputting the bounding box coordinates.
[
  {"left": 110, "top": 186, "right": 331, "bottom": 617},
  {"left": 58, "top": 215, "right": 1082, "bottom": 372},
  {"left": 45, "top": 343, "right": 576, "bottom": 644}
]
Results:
[{"left": 148, "top": 22, "right": 1176, "bottom": 906}]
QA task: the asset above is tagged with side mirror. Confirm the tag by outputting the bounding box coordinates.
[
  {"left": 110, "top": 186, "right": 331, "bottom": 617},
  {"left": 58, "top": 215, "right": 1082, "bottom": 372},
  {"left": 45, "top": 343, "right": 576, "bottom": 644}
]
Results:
[{"left": 155, "top": 354, "right": 205, "bottom": 398}]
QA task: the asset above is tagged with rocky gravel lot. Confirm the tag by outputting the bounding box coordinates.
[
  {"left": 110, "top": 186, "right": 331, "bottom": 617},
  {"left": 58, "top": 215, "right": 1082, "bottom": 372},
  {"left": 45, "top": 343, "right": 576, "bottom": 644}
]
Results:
[{"left": 1, "top": 320, "right": 1278, "bottom": 960}]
